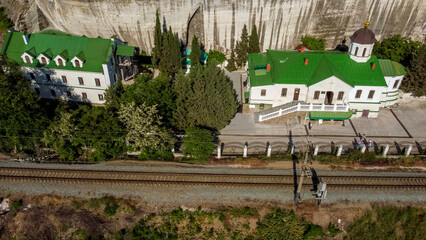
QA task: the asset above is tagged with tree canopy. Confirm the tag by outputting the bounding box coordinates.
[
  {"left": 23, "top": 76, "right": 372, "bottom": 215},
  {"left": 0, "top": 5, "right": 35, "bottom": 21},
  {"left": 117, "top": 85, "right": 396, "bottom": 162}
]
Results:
[
  {"left": 248, "top": 24, "right": 260, "bottom": 54},
  {"left": 183, "top": 127, "right": 215, "bottom": 162},
  {"left": 235, "top": 24, "right": 249, "bottom": 67},
  {"left": 373, "top": 35, "right": 422, "bottom": 67},
  {"left": 189, "top": 36, "right": 201, "bottom": 67},
  {"left": 400, "top": 46, "right": 426, "bottom": 96},
  {"left": 207, "top": 50, "right": 226, "bottom": 65},
  {"left": 301, "top": 35, "right": 326, "bottom": 50}
]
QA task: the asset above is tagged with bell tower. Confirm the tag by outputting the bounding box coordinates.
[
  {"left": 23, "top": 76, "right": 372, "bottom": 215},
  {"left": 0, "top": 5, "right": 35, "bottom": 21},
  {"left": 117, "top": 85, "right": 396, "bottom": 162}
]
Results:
[{"left": 349, "top": 19, "right": 377, "bottom": 63}]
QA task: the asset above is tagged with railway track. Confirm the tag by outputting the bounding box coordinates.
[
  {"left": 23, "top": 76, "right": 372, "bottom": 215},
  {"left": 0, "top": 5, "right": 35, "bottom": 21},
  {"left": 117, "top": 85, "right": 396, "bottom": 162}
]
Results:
[{"left": 0, "top": 167, "right": 425, "bottom": 190}]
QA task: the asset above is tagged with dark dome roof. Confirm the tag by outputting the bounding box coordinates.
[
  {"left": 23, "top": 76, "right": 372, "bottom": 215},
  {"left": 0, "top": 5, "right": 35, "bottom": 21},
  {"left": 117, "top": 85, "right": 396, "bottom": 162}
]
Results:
[{"left": 350, "top": 28, "right": 377, "bottom": 44}]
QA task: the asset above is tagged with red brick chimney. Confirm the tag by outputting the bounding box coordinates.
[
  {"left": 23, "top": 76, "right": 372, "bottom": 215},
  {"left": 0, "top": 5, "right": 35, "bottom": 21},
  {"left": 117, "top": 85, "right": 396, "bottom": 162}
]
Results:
[
  {"left": 304, "top": 58, "right": 309, "bottom": 65},
  {"left": 266, "top": 64, "right": 271, "bottom": 70},
  {"left": 371, "top": 62, "right": 376, "bottom": 69},
  {"left": 300, "top": 47, "right": 305, "bottom": 53}
]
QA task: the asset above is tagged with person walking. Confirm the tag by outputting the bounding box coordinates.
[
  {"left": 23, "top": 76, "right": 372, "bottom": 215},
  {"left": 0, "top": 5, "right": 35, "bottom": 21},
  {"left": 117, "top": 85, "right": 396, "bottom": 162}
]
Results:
[{"left": 308, "top": 122, "right": 312, "bottom": 130}]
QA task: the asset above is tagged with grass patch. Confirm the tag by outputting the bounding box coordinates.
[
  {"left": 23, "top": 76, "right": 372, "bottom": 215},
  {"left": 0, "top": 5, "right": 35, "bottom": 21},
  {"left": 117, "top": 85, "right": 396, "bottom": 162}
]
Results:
[{"left": 10, "top": 199, "right": 23, "bottom": 209}]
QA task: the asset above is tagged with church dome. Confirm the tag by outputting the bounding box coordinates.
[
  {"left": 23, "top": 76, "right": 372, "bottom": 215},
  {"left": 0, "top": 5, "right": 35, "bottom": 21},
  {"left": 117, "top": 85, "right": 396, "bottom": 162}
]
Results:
[{"left": 350, "top": 21, "right": 377, "bottom": 44}]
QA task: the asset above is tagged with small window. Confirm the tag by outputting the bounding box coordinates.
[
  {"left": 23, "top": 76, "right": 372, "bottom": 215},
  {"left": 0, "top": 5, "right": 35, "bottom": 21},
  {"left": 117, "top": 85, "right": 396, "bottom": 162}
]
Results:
[
  {"left": 260, "top": 103, "right": 265, "bottom": 109},
  {"left": 355, "top": 90, "right": 362, "bottom": 99},
  {"left": 41, "top": 57, "right": 47, "bottom": 65},
  {"left": 354, "top": 47, "right": 359, "bottom": 56},
  {"left": 78, "top": 77, "right": 84, "bottom": 85},
  {"left": 50, "top": 89, "right": 56, "bottom": 97},
  {"left": 98, "top": 94, "right": 104, "bottom": 101},
  {"left": 281, "top": 88, "right": 287, "bottom": 97},
  {"left": 61, "top": 75, "right": 67, "bottom": 83},
  {"left": 58, "top": 58, "right": 64, "bottom": 66},
  {"left": 29, "top": 73, "right": 35, "bottom": 80},
  {"left": 82, "top": 92, "right": 87, "bottom": 99},
  {"left": 337, "top": 91, "right": 344, "bottom": 100},
  {"left": 46, "top": 74, "right": 51, "bottom": 82},
  {"left": 362, "top": 48, "right": 367, "bottom": 57},
  {"left": 66, "top": 91, "right": 71, "bottom": 97},
  {"left": 368, "top": 90, "right": 375, "bottom": 99},
  {"left": 393, "top": 80, "right": 399, "bottom": 89},
  {"left": 261, "top": 89, "right": 266, "bottom": 96},
  {"left": 35, "top": 88, "right": 40, "bottom": 96},
  {"left": 95, "top": 78, "right": 101, "bottom": 87},
  {"left": 313, "top": 91, "right": 320, "bottom": 100},
  {"left": 25, "top": 56, "right": 31, "bottom": 63},
  {"left": 75, "top": 59, "right": 80, "bottom": 68}
]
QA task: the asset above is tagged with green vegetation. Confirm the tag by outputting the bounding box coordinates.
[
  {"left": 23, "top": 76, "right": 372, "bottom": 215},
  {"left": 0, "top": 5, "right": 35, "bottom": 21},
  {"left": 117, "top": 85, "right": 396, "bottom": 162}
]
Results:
[
  {"left": 207, "top": 50, "right": 226, "bottom": 64},
  {"left": 0, "top": 7, "right": 13, "bottom": 31},
  {"left": 248, "top": 24, "right": 260, "bottom": 54},
  {"left": 346, "top": 205, "right": 426, "bottom": 240},
  {"left": 189, "top": 36, "right": 202, "bottom": 66},
  {"left": 301, "top": 35, "right": 326, "bottom": 50},
  {"left": 10, "top": 199, "right": 23, "bottom": 209},
  {"left": 235, "top": 24, "right": 249, "bottom": 67},
  {"left": 103, "top": 197, "right": 119, "bottom": 217},
  {"left": 226, "top": 48, "right": 237, "bottom": 71},
  {"left": 182, "top": 127, "right": 215, "bottom": 162},
  {"left": 327, "top": 223, "right": 341, "bottom": 236},
  {"left": 401, "top": 45, "right": 426, "bottom": 96}
]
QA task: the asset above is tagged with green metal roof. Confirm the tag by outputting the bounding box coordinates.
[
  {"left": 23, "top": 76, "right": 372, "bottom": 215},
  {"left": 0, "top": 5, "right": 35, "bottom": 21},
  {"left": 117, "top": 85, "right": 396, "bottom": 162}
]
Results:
[
  {"left": 116, "top": 45, "right": 135, "bottom": 56},
  {"left": 378, "top": 59, "right": 406, "bottom": 76},
  {"left": 248, "top": 50, "right": 388, "bottom": 87},
  {"left": 1, "top": 31, "right": 115, "bottom": 73},
  {"left": 309, "top": 110, "right": 352, "bottom": 120}
]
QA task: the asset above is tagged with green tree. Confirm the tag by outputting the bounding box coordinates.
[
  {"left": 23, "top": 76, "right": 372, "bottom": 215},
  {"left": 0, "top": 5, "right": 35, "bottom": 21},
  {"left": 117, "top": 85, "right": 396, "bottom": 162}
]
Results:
[
  {"left": 183, "top": 127, "right": 215, "bottom": 161},
  {"left": 152, "top": 9, "right": 162, "bottom": 67},
  {"left": 120, "top": 74, "right": 175, "bottom": 127},
  {"left": 207, "top": 50, "right": 226, "bottom": 65},
  {"left": 104, "top": 79, "right": 124, "bottom": 112},
  {"left": 118, "top": 102, "right": 175, "bottom": 159},
  {"left": 248, "top": 24, "right": 260, "bottom": 54},
  {"left": 189, "top": 36, "right": 201, "bottom": 67},
  {"left": 301, "top": 35, "right": 326, "bottom": 50},
  {"left": 400, "top": 45, "right": 426, "bottom": 96},
  {"left": 226, "top": 48, "right": 237, "bottom": 71},
  {"left": 373, "top": 35, "right": 422, "bottom": 67},
  {"left": 235, "top": 24, "right": 249, "bottom": 67},
  {"left": 159, "top": 27, "right": 182, "bottom": 77},
  {"left": 0, "top": 58, "right": 47, "bottom": 153},
  {"left": 173, "top": 64, "right": 238, "bottom": 130}
]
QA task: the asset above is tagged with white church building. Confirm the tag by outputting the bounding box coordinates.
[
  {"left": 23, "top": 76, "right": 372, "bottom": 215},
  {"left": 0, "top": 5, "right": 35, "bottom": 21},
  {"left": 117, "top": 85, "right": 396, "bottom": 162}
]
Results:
[
  {"left": 1, "top": 30, "right": 138, "bottom": 104},
  {"left": 245, "top": 21, "right": 406, "bottom": 122}
]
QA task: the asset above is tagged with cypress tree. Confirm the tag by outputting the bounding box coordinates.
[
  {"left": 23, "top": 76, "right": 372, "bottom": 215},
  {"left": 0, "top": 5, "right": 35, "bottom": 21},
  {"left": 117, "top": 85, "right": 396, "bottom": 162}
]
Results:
[
  {"left": 236, "top": 24, "right": 249, "bottom": 67},
  {"left": 248, "top": 24, "right": 260, "bottom": 53},
  {"left": 226, "top": 48, "right": 237, "bottom": 71},
  {"left": 167, "top": 28, "right": 182, "bottom": 77},
  {"left": 152, "top": 10, "right": 162, "bottom": 67},
  {"left": 189, "top": 36, "right": 201, "bottom": 67},
  {"left": 401, "top": 46, "right": 426, "bottom": 96}
]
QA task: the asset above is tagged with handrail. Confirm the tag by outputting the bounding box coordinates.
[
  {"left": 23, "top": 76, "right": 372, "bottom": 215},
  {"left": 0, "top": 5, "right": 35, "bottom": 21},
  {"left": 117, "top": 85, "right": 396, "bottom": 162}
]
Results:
[{"left": 257, "top": 103, "right": 349, "bottom": 122}]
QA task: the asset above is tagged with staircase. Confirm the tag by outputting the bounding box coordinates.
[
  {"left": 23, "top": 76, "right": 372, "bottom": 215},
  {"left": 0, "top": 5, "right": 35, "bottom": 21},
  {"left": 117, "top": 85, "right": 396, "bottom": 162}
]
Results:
[{"left": 254, "top": 101, "right": 349, "bottom": 123}]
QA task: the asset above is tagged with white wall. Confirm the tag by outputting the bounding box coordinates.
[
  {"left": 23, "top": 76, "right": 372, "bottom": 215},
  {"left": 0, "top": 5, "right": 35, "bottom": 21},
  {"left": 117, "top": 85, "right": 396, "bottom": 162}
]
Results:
[
  {"left": 349, "top": 42, "right": 374, "bottom": 63},
  {"left": 306, "top": 76, "right": 352, "bottom": 104},
  {"left": 22, "top": 66, "right": 110, "bottom": 104},
  {"left": 249, "top": 84, "right": 307, "bottom": 107}
]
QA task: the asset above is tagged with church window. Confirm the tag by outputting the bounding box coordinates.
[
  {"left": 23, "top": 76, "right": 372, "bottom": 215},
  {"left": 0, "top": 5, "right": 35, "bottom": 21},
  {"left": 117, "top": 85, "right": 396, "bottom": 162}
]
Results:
[
  {"left": 41, "top": 57, "right": 47, "bottom": 65},
  {"left": 362, "top": 48, "right": 367, "bottom": 57},
  {"left": 368, "top": 90, "right": 375, "bottom": 99},
  {"left": 281, "top": 88, "right": 287, "bottom": 97},
  {"left": 58, "top": 58, "right": 64, "bottom": 66},
  {"left": 355, "top": 47, "right": 359, "bottom": 56},
  {"left": 261, "top": 89, "right": 266, "bottom": 96},
  {"left": 393, "top": 80, "right": 399, "bottom": 89},
  {"left": 82, "top": 92, "right": 87, "bottom": 99},
  {"left": 25, "top": 56, "right": 31, "bottom": 63},
  {"left": 75, "top": 59, "right": 80, "bottom": 68},
  {"left": 61, "top": 75, "right": 67, "bottom": 83},
  {"left": 355, "top": 90, "right": 362, "bottom": 99},
  {"left": 78, "top": 77, "right": 84, "bottom": 85},
  {"left": 313, "top": 91, "right": 320, "bottom": 100},
  {"left": 95, "top": 78, "right": 101, "bottom": 86},
  {"left": 338, "top": 91, "right": 344, "bottom": 100},
  {"left": 50, "top": 89, "right": 56, "bottom": 97},
  {"left": 98, "top": 94, "right": 104, "bottom": 101}
]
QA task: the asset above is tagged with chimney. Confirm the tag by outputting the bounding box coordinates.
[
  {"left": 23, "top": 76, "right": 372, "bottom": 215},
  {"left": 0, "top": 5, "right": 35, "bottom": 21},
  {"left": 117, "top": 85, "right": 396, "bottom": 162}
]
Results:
[
  {"left": 300, "top": 47, "right": 305, "bottom": 53},
  {"left": 304, "top": 58, "right": 309, "bottom": 65},
  {"left": 266, "top": 64, "right": 271, "bottom": 70},
  {"left": 22, "top": 34, "right": 30, "bottom": 45},
  {"left": 371, "top": 62, "right": 376, "bottom": 70}
]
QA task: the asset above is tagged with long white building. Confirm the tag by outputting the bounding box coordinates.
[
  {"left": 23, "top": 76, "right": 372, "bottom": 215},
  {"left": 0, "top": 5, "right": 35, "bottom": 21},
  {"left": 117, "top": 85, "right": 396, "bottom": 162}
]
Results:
[
  {"left": 246, "top": 22, "right": 406, "bottom": 121},
  {"left": 1, "top": 30, "right": 137, "bottom": 104}
]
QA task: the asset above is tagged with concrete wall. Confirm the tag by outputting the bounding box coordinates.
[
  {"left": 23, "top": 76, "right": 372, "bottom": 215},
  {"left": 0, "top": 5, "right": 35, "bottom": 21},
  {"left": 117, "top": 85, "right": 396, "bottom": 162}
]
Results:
[
  {"left": 250, "top": 84, "right": 306, "bottom": 107},
  {"left": 22, "top": 66, "right": 110, "bottom": 104},
  {"left": 1, "top": 0, "right": 425, "bottom": 54},
  {"left": 306, "top": 76, "right": 352, "bottom": 104}
]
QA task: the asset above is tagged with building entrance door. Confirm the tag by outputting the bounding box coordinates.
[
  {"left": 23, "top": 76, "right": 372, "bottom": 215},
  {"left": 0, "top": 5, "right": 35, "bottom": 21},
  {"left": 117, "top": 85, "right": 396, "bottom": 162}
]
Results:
[
  {"left": 325, "top": 91, "right": 333, "bottom": 104},
  {"left": 293, "top": 88, "right": 300, "bottom": 101},
  {"left": 362, "top": 110, "right": 369, "bottom": 118}
]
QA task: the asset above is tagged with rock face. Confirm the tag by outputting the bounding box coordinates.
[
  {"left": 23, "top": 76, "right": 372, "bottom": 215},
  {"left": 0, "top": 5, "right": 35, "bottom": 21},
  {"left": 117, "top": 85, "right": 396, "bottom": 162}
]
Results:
[{"left": 1, "top": 0, "right": 425, "bottom": 54}]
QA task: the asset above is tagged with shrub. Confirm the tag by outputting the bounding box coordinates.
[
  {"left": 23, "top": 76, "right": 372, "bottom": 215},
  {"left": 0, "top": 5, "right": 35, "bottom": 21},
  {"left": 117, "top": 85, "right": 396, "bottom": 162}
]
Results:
[
  {"left": 182, "top": 127, "right": 215, "bottom": 162},
  {"left": 226, "top": 206, "right": 258, "bottom": 217},
  {"left": 344, "top": 150, "right": 376, "bottom": 163},
  {"left": 303, "top": 224, "right": 324, "bottom": 239},
  {"left": 10, "top": 199, "right": 23, "bottom": 209},
  {"left": 102, "top": 197, "right": 119, "bottom": 217},
  {"left": 327, "top": 223, "right": 341, "bottom": 236},
  {"left": 256, "top": 208, "right": 306, "bottom": 240}
]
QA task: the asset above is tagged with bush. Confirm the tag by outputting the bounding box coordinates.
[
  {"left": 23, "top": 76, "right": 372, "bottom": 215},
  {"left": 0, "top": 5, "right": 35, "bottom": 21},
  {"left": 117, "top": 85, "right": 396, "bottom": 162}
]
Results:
[
  {"left": 182, "top": 127, "right": 215, "bottom": 162},
  {"left": 256, "top": 208, "right": 306, "bottom": 240},
  {"left": 344, "top": 150, "right": 376, "bottom": 163},
  {"left": 207, "top": 50, "right": 226, "bottom": 64},
  {"left": 102, "top": 197, "right": 119, "bottom": 217},
  {"left": 303, "top": 224, "right": 324, "bottom": 239},
  {"left": 10, "top": 199, "right": 23, "bottom": 209},
  {"left": 327, "top": 223, "right": 341, "bottom": 236},
  {"left": 226, "top": 206, "right": 258, "bottom": 217}
]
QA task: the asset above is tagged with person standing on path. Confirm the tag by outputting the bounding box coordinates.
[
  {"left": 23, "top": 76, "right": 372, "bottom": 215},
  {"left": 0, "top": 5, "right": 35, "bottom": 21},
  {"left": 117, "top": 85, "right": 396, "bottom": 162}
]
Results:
[{"left": 308, "top": 122, "right": 312, "bottom": 130}]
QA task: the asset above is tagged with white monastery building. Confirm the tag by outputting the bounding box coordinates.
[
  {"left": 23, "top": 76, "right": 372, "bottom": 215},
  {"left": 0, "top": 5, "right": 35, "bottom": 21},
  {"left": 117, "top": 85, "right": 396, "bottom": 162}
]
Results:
[
  {"left": 1, "top": 30, "right": 138, "bottom": 104},
  {"left": 245, "top": 21, "right": 406, "bottom": 122}
]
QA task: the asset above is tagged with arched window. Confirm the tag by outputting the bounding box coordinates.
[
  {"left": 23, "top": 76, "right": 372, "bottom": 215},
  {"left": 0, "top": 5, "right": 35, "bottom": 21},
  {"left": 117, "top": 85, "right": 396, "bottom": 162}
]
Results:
[
  {"left": 25, "top": 56, "right": 30, "bottom": 63},
  {"left": 362, "top": 48, "right": 367, "bottom": 57},
  {"left": 41, "top": 57, "right": 47, "bottom": 65},
  {"left": 58, "top": 58, "right": 64, "bottom": 66},
  {"left": 75, "top": 60, "right": 80, "bottom": 68},
  {"left": 354, "top": 47, "right": 359, "bottom": 56}
]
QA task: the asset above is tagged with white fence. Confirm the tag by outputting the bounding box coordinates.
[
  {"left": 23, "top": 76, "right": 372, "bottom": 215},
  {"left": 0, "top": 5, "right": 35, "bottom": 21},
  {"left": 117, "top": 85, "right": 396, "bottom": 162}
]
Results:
[{"left": 258, "top": 103, "right": 349, "bottom": 122}]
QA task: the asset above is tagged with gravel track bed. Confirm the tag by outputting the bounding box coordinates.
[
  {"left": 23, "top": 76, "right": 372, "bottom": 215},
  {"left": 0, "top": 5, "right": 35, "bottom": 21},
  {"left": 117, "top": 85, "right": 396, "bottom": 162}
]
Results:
[{"left": 1, "top": 159, "right": 425, "bottom": 177}]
